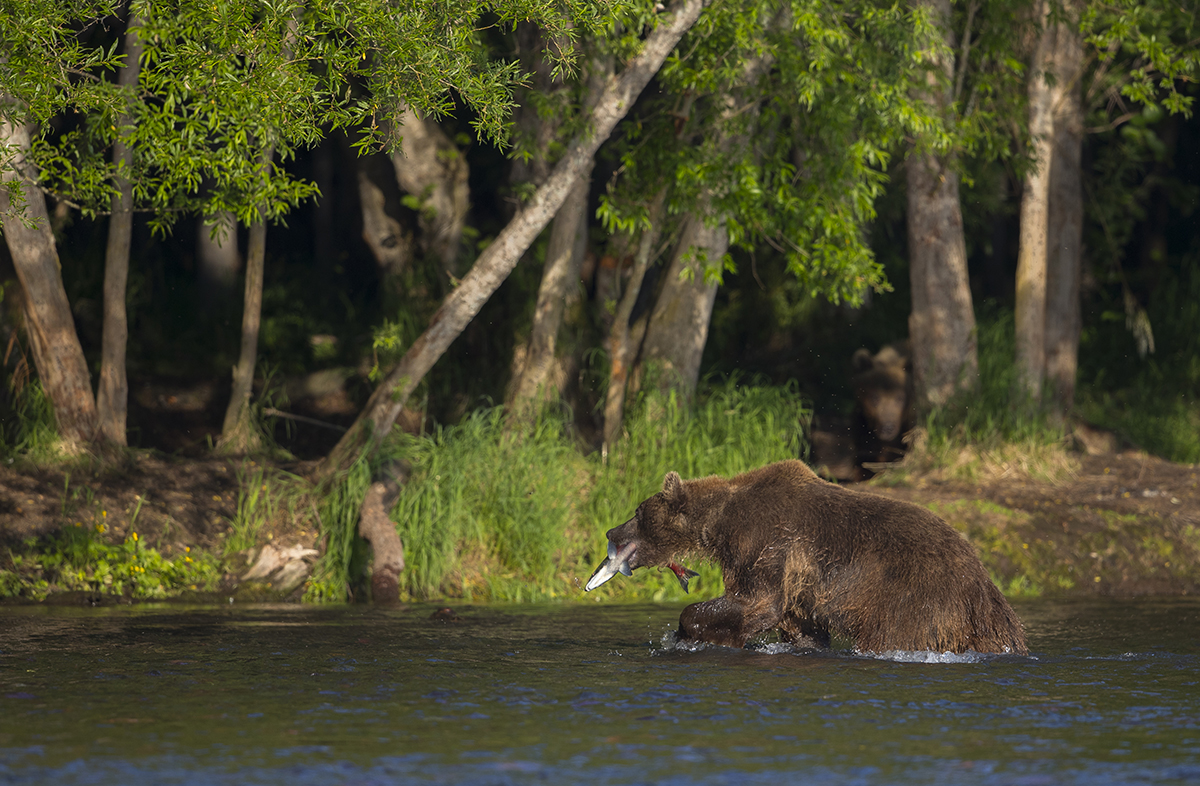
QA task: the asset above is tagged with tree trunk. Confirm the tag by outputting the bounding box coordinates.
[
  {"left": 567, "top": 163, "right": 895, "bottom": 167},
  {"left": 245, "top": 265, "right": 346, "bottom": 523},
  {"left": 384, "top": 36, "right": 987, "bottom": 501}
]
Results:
[
  {"left": 906, "top": 152, "right": 977, "bottom": 410},
  {"left": 906, "top": 0, "right": 977, "bottom": 411},
  {"left": 507, "top": 48, "right": 613, "bottom": 417},
  {"left": 217, "top": 11, "right": 298, "bottom": 452},
  {"left": 217, "top": 213, "right": 267, "bottom": 452},
  {"left": 1014, "top": 0, "right": 1057, "bottom": 402},
  {"left": 506, "top": 176, "right": 590, "bottom": 415},
  {"left": 321, "top": 0, "right": 708, "bottom": 476},
  {"left": 602, "top": 189, "right": 666, "bottom": 451},
  {"left": 632, "top": 35, "right": 774, "bottom": 402},
  {"left": 96, "top": 14, "right": 143, "bottom": 447},
  {"left": 390, "top": 105, "right": 470, "bottom": 283},
  {"left": 636, "top": 211, "right": 726, "bottom": 398},
  {"left": 508, "top": 22, "right": 562, "bottom": 190},
  {"left": 1043, "top": 1, "right": 1084, "bottom": 418},
  {"left": 0, "top": 116, "right": 97, "bottom": 447}
]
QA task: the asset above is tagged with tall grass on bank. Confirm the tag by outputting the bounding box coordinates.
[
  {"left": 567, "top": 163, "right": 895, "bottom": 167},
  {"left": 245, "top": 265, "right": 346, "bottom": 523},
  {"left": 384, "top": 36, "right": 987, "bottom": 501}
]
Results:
[{"left": 305, "top": 379, "right": 810, "bottom": 603}]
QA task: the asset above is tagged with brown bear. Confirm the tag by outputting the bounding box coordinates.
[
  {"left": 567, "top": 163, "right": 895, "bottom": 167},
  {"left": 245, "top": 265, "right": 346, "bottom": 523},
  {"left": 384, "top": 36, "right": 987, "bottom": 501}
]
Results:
[
  {"left": 851, "top": 343, "right": 913, "bottom": 469},
  {"left": 596, "top": 460, "right": 1027, "bottom": 654}
]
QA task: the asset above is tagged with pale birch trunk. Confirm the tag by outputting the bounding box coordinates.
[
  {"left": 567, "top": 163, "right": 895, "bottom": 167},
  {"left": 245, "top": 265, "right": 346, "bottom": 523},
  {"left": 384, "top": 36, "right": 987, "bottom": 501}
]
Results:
[
  {"left": 96, "top": 14, "right": 143, "bottom": 446},
  {"left": 906, "top": 0, "right": 977, "bottom": 411},
  {"left": 1014, "top": 0, "right": 1057, "bottom": 401},
  {"left": 0, "top": 115, "right": 97, "bottom": 447},
  {"left": 1043, "top": 2, "right": 1084, "bottom": 417},
  {"left": 321, "top": 0, "right": 709, "bottom": 476}
]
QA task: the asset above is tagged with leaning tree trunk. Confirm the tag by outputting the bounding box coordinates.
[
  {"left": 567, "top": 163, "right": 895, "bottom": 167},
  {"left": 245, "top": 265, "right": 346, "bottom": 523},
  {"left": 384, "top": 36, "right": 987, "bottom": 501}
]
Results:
[
  {"left": 1043, "top": 0, "right": 1084, "bottom": 419},
  {"left": 96, "top": 14, "right": 144, "bottom": 447},
  {"left": 906, "top": 0, "right": 977, "bottom": 412},
  {"left": 602, "top": 188, "right": 666, "bottom": 451},
  {"left": 320, "top": 0, "right": 709, "bottom": 477},
  {"left": 0, "top": 115, "right": 97, "bottom": 447},
  {"left": 1014, "top": 0, "right": 1057, "bottom": 402},
  {"left": 390, "top": 105, "right": 470, "bottom": 284},
  {"left": 636, "top": 210, "right": 726, "bottom": 398}
]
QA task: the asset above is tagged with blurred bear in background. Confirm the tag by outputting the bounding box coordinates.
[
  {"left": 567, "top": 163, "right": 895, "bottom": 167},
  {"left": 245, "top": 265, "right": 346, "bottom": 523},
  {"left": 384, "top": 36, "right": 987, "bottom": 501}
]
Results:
[{"left": 851, "top": 343, "right": 913, "bottom": 473}]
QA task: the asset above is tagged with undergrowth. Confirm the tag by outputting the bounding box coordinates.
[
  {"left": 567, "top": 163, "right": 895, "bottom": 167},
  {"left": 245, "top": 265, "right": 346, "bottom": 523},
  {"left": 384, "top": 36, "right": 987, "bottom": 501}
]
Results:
[{"left": 0, "top": 523, "right": 220, "bottom": 601}]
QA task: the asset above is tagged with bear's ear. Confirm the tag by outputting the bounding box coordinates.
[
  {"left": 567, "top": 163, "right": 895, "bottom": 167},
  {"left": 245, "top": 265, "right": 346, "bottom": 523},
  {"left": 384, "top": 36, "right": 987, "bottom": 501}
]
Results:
[
  {"left": 662, "top": 471, "right": 686, "bottom": 507},
  {"left": 851, "top": 347, "right": 874, "bottom": 372}
]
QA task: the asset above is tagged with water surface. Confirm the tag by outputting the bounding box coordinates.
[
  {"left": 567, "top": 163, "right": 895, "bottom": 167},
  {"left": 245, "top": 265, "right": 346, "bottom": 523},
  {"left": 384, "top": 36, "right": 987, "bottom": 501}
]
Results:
[{"left": 1, "top": 598, "right": 1198, "bottom": 784}]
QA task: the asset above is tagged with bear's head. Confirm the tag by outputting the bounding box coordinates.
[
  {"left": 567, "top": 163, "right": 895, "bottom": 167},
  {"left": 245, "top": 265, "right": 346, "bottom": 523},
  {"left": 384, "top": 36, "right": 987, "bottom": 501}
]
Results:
[
  {"left": 851, "top": 344, "right": 911, "bottom": 442},
  {"left": 604, "top": 470, "right": 697, "bottom": 572}
]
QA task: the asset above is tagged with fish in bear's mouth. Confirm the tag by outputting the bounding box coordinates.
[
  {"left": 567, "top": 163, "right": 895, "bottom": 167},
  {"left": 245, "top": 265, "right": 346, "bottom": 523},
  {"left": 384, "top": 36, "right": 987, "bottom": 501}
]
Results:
[{"left": 583, "top": 541, "right": 698, "bottom": 593}]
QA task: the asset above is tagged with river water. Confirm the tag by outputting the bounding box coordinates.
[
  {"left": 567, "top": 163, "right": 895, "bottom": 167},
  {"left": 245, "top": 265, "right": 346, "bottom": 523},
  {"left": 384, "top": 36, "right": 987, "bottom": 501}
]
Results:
[{"left": 1, "top": 598, "right": 1198, "bottom": 785}]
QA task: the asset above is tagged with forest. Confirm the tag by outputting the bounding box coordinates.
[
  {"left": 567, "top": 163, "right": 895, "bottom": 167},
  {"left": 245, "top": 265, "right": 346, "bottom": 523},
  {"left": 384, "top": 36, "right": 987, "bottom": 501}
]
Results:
[{"left": 0, "top": 0, "right": 1197, "bottom": 605}]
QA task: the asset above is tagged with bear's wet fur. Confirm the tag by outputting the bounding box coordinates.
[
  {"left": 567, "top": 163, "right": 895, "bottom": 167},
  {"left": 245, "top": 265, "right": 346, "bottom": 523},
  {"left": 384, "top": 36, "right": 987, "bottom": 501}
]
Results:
[
  {"left": 604, "top": 460, "right": 1028, "bottom": 654},
  {"left": 851, "top": 343, "right": 913, "bottom": 469}
]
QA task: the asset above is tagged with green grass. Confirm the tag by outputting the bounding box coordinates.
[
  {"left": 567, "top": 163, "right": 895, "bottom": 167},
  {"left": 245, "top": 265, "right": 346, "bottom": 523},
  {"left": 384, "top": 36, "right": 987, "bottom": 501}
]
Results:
[
  {"left": 305, "top": 379, "right": 810, "bottom": 603},
  {"left": 0, "top": 381, "right": 69, "bottom": 464},
  {"left": 1077, "top": 388, "right": 1200, "bottom": 464}
]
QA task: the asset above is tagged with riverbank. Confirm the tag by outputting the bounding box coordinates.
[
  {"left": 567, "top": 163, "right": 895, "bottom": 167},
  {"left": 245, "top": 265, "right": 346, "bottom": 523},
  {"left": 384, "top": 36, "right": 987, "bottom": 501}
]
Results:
[{"left": 0, "top": 423, "right": 1197, "bottom": 605}]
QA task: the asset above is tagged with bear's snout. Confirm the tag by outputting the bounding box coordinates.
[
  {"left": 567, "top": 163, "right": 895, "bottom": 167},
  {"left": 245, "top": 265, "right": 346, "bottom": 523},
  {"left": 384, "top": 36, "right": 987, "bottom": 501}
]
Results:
[{"left": 604, "top": 518, "right": 638, "bottom": 564}]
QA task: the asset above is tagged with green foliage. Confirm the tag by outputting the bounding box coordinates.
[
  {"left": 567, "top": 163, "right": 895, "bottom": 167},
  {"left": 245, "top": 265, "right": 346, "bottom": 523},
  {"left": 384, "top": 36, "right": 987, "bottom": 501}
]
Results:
[
  {"left": 0, "top": 524, "right": 219, "bottom": 601},
  {"left": 1077, "top": 252, "right": 1200, "bottom": 463},
  {"left": 1082, "top": 0, "right": 1199, "bottom": 121},
  {"left": 0, "top": 380, "right": 60, "bottom": 463},
  {"left": 599, "top": 0, "right": 943, "bottom": 307},
  {"left": 0, "top": 0, "right": 122, "bottom": 125},
  {"left": 17, "top": 0, "right": 620, "bottom": 235}
]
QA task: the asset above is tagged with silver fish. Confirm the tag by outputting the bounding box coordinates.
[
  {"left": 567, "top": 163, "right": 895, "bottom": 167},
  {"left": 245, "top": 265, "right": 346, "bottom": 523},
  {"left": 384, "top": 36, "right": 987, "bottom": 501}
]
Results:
[{"left": 584, "top": 541, "right": 636, "bottom": 592}]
